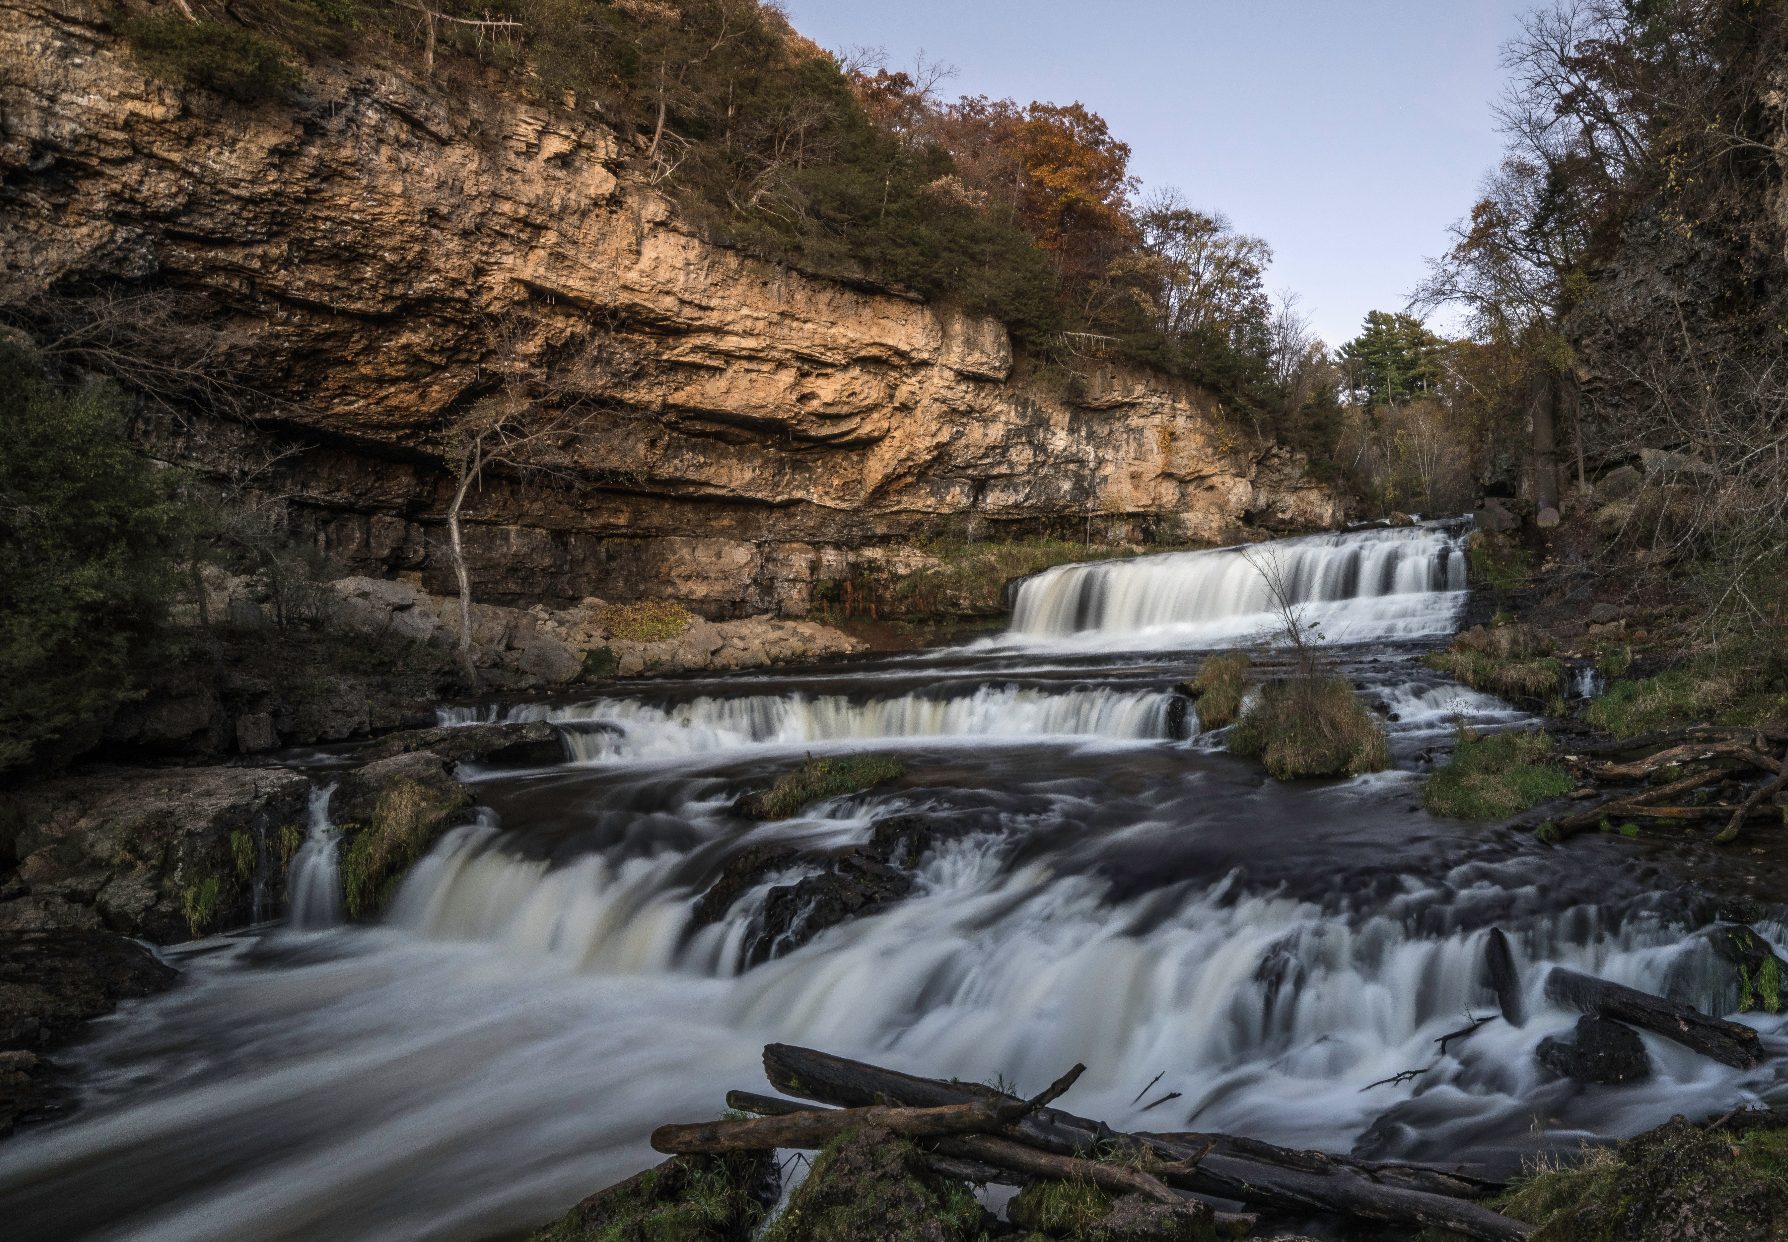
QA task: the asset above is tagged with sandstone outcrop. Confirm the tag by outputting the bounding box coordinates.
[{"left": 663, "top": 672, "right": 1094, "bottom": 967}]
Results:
[{"left": 2, "top": 0, "right": 1346, "bottom": 618}]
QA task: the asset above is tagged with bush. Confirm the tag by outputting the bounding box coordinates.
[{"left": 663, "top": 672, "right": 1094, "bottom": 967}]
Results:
[
  {"left": 1423, "top": 728, "right": 1573, "bottom": 820},
  {"left": 0, "top": 344, "right": 188, "bottom": 772},
  {"left": 1228, "top": 676, "right": 1390, "bottom": 780},
  {"left": 740, "top": 754, "right": 906, "bottom": 820},
  {"left": 598, "top": 600, "right": 697, "bottom": 643},
  {"left": 1186, "top": 651, "right": 1251, "bottom": 730},
  {"left": 122, "top": 15, "right": 300, "bottom": 103}
]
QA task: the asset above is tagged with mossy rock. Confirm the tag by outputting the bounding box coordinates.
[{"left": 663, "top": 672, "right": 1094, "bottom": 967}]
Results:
[
  {"left": 330, "top": 753, "right": 472, "bottom": 919},
  {"left": 1183, "top": 651, "right": 1251, "bottom": 731},
  {"left": 763, "top": 1126, "right": 985, "bottom": 1242},
  {"left": 529, "top": 1152, "right": 777, "bottom": 1242},
  {"left": 1008, "top": 1181, "right": 1214, "bottom": 1241},
  {"left": 1501, "top": 1118, "right": 1788, "bottom": 1241},
  {"left": 738, "top": 755, "right": 906, "bottom": 820}
]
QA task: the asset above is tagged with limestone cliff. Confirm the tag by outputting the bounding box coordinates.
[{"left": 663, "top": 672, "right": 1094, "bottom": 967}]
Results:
[{"left": 1, "top": 0, "right": 1345, "bottom": 616}]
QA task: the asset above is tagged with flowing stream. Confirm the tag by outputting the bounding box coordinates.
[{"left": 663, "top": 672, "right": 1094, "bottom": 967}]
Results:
[{"left": 4, "top": 522, "right": 1785, "bottom": 1242}]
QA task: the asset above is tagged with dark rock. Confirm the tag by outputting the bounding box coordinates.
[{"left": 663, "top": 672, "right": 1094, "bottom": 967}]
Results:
[
  {"left": 0, "top": 929, "right": 177, "bottom": 1134},
  {"left": 868, "top": 814, "right": 934, "bottom": 868},
  {"left": 330, "top": 753, "right": 475, "bottom": 920},
  {"left": 747, "top": 852, "right": 913, "bottom": 967},
  {"left": 358, "top": 721, "right": 565, "bottom": 768},
  {"left": 1595, "top": 464, "right": 1643, "bottom": 501},
  {"left": 1536, "top": 1015, "right": 1652, "bottom": 1084},
  {"left": 1694, "top": 924, "right": 1788, "bottom": 1016},
  {"left": 1587, "top": 602, "right": 1623, "bottom": 625},
  {"left": 234, "top": 712, "right": 278, "bottom": 754},
  {"left": 690, "top": 844, "right": 803, "bottom": 928}
]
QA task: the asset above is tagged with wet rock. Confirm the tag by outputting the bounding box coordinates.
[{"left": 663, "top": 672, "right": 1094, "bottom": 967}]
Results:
[
  {"left": 528, "top": 1151, "right": 778, "bottom": 1242},
  {"left": 331, "top": 753, "right": 475, "bottom": 920},
  {"left": 1696, "top": 924, "right": 1788, "bottom": 1015},
  {"left": 1, "top": 767, "right": 313, "bottom": 942},
  {"left": 766, "top": 1126, "right": 985, "bottom": 1242},
  {"left": 1536, "top": 1015, "right": 1652, "bottom": 1085},
  {"left": 0, "top": 929, "right": 176, "bottom": 1134},
  {"left": 868, "top": 814, "right": 934, "bottom": 868},
  {"left": 358, "top": 721, "right": 565, "bottom": 768},
  {"left": 747, "top": 852, "right": 913, "bottom": 967},
  {"left": 690, "top": 844, "right": 804, "bottom": 928}
]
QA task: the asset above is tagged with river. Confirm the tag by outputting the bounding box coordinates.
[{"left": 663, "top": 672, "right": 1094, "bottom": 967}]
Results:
[{"left": 3, "top": 522, "right": 1782, "bottom": 1241}]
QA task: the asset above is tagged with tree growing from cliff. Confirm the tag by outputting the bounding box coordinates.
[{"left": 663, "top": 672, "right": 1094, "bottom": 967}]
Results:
[{"left": 439, "top": 327, "right": 641, "bottom": 690}]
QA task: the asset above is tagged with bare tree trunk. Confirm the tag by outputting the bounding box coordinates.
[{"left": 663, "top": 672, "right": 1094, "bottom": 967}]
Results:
[
  {"left": 1562, "top": 372, "right": 1586, "bottom": 490},
  {"left": 446, "top": 454, "right": 481, "bottom": 691},
  {"left": 1529, "top": 370, "right": 1560, "bottom": 526},
  {"left": 171, "top": 0, "right": 197, "bottom": 20}
]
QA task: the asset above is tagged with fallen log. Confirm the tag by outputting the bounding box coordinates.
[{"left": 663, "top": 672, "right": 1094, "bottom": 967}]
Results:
[
  {"left": 1714, "top": 743, "right": 1788, "bottom": 844},
  {"left": 653, "top": 1063, "right": 1083, "bottom": 1155},
  {"left": 1554, "top": 765, "right": 1734, "bottom": 836},
  {"left": 1567, "top": 725, "right": 1786, "bottom": 759},
  {"left": 1544, "top": 967, "right": 1766, "bottom": 1068},
  {"left": 762, "top": 1045, "right": 1529, "bottom": 1241},
  {"left": 1578, "top": 739, "right": 1779, "bottom": 781}
]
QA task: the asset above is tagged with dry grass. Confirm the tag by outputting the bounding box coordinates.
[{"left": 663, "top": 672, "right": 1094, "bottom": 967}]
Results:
[
  {"left": 598, "top": 600, "right": 697, "bottom": 644},
  {"left": 1187, "top": 651, "right": 1252, "bottom": 730},
  {"left": 740, "top": 755, "right": 907, "bottom": 820},
  {"left": 1228, "top": 676, "right": 1391, "bottom": 780},
  {"left": 1424, "top": 623, "right": 1562, "bottom": 705}
]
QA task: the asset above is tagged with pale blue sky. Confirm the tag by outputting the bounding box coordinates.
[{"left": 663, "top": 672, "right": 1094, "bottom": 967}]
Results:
[{"left": 781, "top": 0, "right": 1534, "bottom": 347}]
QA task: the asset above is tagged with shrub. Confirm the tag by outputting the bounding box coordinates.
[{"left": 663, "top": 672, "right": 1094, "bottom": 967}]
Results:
[
  {"left": 122, "top": 15, "right": 301, "bottom": 103},
  {"left": 741, "top": 754, "right": 906, "bottom": 820},
  {"left": 1186, "top": 651, "right": 1251, "bottom": 730},
  {"left": 0, "top": 344, "right": 187, "bottom": 773},
  {"left": 1423, "top": 728, "right": 1574, "bottom": 820},
  {"left": 1228, "top": 677, "right": 1390, "bottom": 780},
  {"left": 598, "top": 600, "right": 697, "bottom": 643}
]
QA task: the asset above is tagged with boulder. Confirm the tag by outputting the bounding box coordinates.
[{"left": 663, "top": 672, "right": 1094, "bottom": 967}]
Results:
[
  {"left": 1536, "top": 1015, "right": 1652, "bottom": 1084},
  {"left": 762, "top": 1126, "right": 988, "bottom": 1242},
  {"left": 747, "top": 853, "right": 912, "bottom": 966},
  {"left": 1595, "top": 464, "right": 1643, "bottom": 501},
  {"left": 331, "top": 753, "right": 475, "bottom": 919},
  {"left": 525, "top": 1152, "right": 778, "bottom": 1242}
]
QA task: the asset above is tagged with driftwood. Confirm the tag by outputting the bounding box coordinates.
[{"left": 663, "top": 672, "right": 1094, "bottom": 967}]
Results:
[
  {"left": 762, "top": 1044, "right": 1529, "bottom": 1241},
  {"left": 1544, "top": 967, "right": 1766, "bottom": 1068},
  {"left": 1566, "top": 725, "right": 1787, "bottom": 758},
  {"left": 1715, "top": 743, "right": 1788, "bottom": 843},
  {"left": 654, "top": 1064, "right": 1083, "bottom": 1155}
]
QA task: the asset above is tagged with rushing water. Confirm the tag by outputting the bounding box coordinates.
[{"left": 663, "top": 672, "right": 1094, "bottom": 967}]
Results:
[
  {"left": 5, "top": 520, "right": 1785, "bottom": 1242},
  {"left": 286, "top": 783, "right": 343, "bottom": 931}
]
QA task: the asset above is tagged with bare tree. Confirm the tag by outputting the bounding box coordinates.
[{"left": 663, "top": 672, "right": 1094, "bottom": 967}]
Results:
[{"left": 1242, "top": 544, "right": 1322, "bottom": 679}]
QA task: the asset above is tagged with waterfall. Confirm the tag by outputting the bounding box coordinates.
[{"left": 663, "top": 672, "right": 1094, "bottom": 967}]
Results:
[
  {"left": 286, "top": 783, "right": 343, "bottom": 930},
  {"left": 1574, "top": 666, "right": 1605, "bottom": 699},
  {"left": 1007, "top": 524, "right": 1469, "bottom": 646},
  {"left": 440, "top": 684, "right": 1184, "bottom": 762}
]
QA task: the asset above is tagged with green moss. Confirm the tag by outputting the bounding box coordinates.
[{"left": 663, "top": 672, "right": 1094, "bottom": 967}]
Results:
[
  {"left": 122, "top": 16, "right": 300, "bottom": 104},
  {"left": 1227, "top": 676, "right": 1390, "bottom": 780},
  {"left": 1187, "top": 651, "right": 1251, "bottom": 730},
  {"left": 277, "top": 821, "right": 304, "bottom": 868},
  {"left": 1740, "top": 956, "right": 1784, "bottom": 1015},
  {"left": 740, "top": 755, "right": 907, "bottom": 820},
  {"left": 181, "top": 874, "right": 221, "bottom": 937},
  {"left": 598, "top": 601, "right": 697, "bottom": 644},
  {"left": 1007, "top": 1180, "right": 1113, "bottom": 1234},
  {"left": 528, "top": 1153, "right": 770, "bottom": 1242},
  {"left": 1465, "top": 530, "right": 1534, "bottom": 592},
  {"left": 339, "top": 779, "right": 467, "bottom": 918},
  {"left": 762, "top": 1128, "right": 980, "bottom": 1242},
  {"left": 1498, "top": 1120, "right": 1788, "bottom": 1241},
  {"left": 230, "top": 829, "right": 256, "bottom": 880},
  {"left": 1423, "top": 728, "right": 1574, "bottom": 820},
  {"left": 1585, "top": 666, "right": 1741, "bottom": 738},
  {"left": 581, "top": 646, "right": 620, "bottom": 679}
]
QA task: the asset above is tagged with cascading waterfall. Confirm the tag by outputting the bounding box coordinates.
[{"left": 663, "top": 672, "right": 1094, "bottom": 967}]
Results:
[
  {"left": 441, "top": 684, "right": 1184, "bottom": 761},
  {"left": 285, "top": 783, "right": 343, "bottom": 930},
  {"left": 4, "top": 522, "right": 1765, "bottom": 1242},
  {"left": 1007, "top": 524, "right": 1469, "bottom": 646}
]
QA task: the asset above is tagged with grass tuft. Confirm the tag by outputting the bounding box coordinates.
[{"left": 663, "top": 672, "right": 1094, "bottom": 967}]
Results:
[
  {"left": 1186, "top": 651, "right": 1251, "bottom": 730},
  {"left": 741, "top": 755, "right": 907, "bottom": 820},
  {"left": 1584, "top": 666, "right": 1740, "bottom": 738},
  {"left": 1423, "top": 728, "right": 1574, "bottom": 820},
  {"left": 1228, "top": 676, "right": 1390, "bottom": 780}
]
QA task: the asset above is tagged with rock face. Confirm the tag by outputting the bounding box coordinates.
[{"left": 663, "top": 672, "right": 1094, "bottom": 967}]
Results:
[
  {"left": 1, "top": 0, "right": 1344, "bottom": 618},
  {"left": 1536, "top": 1015, "right": 1652, "bottom": 1085}
]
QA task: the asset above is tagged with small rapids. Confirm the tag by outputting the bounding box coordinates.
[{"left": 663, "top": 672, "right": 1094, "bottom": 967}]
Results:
[
  {"left": 440, "top": 684, "right": 1186, "bottom": 761},
  {"left": 3, "top": 520, "right": 1780, "bottom": 1242}
]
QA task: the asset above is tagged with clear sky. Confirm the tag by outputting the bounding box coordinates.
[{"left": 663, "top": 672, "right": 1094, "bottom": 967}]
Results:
[{"left": 780, "top": 0, "right": 1535, "bottom": 348}]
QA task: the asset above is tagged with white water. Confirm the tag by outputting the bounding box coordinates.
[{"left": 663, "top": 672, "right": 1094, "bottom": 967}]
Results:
[
  {"left": 6, "top": 521, "right": 1776, "bottom": 1242},
  {"left": 440, "top": 684, "right": 1184, "bottom": 761},
  {"left": 1007, "top": 524, "right": 1468, "bottom": 647},
  {"left": 286, "top": 784, "right": 343, "bottom": 930}
]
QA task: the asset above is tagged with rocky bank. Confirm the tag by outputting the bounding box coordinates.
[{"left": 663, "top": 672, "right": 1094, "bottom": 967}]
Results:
[{"left": 2, "top": 0, "right": 1344, "bottom": 619}]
